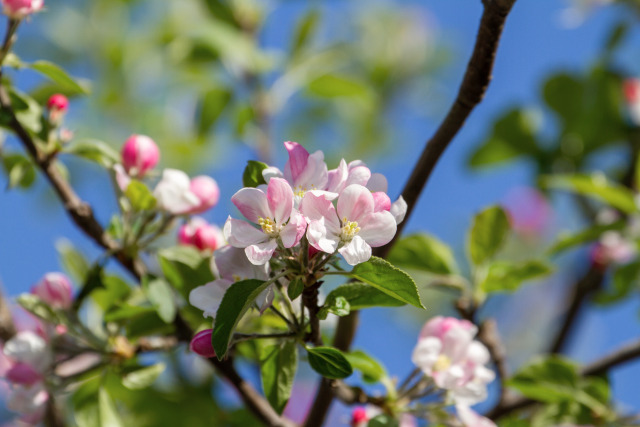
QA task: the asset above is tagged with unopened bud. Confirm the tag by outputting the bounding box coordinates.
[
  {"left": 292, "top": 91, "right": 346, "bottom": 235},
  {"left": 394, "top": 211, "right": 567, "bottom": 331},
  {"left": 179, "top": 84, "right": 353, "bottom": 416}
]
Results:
[
  {"left": 178, "top": 218, "right": 224, "bottom": 252},
  {"left": 2, "top": 0, "right": 43, "bottom": 19},
  {"left": 121, "top": 134, "right": 160, "bottom": 177},
  {"left": 189, "top": 176, "right": 220, "bottom": 213},
  {"left": 31, "top": 272, "right": 72, "bottom": 310},
  {"left": 47, "top": 94, "right": 68, "bottom": 124},
  {"left": 190, "top": 329, "right": 216, "bottom": 358},
  {"left": 6, "top": 362, "right": 42, "bottom": 385}
]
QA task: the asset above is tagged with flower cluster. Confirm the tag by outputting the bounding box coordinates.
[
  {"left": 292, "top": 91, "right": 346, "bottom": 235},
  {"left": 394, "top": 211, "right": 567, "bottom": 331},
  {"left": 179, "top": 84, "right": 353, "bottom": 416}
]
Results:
[
  {"left": 224, "top": 141, "right": 406, "bottom": 266},
  {"left": 412, "top": 316, "right": 495, "bottom": 423},
  {"left": 1, "top": 0, "right": 43, "bottom": 20}
]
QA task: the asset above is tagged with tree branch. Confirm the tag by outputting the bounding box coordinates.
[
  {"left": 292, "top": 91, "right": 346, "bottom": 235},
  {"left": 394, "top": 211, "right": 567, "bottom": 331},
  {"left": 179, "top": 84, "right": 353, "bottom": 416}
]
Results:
[
  {"left": 487, "top": 338, "right": 640, "bottom": 420},
  {"left": 304, "top": 1, "right": 518, "bottom": 424}
]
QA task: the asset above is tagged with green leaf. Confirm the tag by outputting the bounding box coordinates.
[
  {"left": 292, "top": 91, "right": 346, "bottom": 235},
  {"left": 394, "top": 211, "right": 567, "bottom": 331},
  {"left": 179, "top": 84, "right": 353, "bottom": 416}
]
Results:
[
  {"left": 196, "top": 87, "right": 232, "bottom": 138},
  {"left": 73, "top": 265, "right": 105, "bottom": 310},
  {"left": 508, "top": 356, "right": 580, "bottom": 403},
  {"left": 548, "top": 220, "right": 626, "bottom": 255},
  {"left": 307, "top": 74, "right": 372, "bottom": 99},
  {"left": 91, "top": 275, "right": 131, "bottom": 312},
  {"left": 345, "top": 350, "right": 386, "bottom": 383},
  {"left": 143, "top": 277, "right": 176, "bottom": 323},
  {"left": 326, "top": 282, "right": 405, "bottom": 310},
  {"left": 56, "top": 239, "right": 90, "bottom": 283},
  {"left": 317, "top": 295, "right": 350, "bottom": 320},
  {"left": 212, "top": 279, "right": 270, "bottom": 359},
  {"left": 287, "top": 278, "right": 304, "bottom": 301},
  {"left": 260, "top": 341, "right": 298, "bottom": 414},
  {"left": 124, "top": 180, "right": 157, "bottom": 211},
  {"left": 594, "top": 260, "right": 640, "bottom": 305},
  {"left": 29, "top": 61, "right": 89, "bottom": 95},
  {"left": 387, "top": 233, "right": 456, "bottom": 274},
  {"left": 468, "top": 206, "right": 510, "bottom": 265},
  {"left": 306, "top": 346, "right": 353, "bottom": 379},
  {"left": 290, "top": 9, "right": 320, "bottom": 58},
  {"left": 9, "top": 88, "right": 43, "bottom": 133},
  {"left": 480, "top": 260, "right": 553, "bottom": 293},
  {"left": 541, "top": 174, "right": 637, "bottom": 214},
  {"left": 2, "top": 153, "right": 36, "bottom": 189},
  {"left": 347, "top": 257, "right": 424, "bottom": 308},
  {"left": 122, "top": 363, "right": 166, "bottom": 390},
  {"left": 104, "top": 305, "right": 156, "bottom": 322},
  {"left": 242, "top": 160, "right": 268, "bottom": 188},
  {"left": 65, "top": 140, "right": 120, "bottom": 168},
  {"left": 98, "top": 388, "right": 123, "bottom": 427},
  {"left": 368, "top": 415, "right": 399, "bottom": 427},
  {"left": 17, "top": 293, "right": 62, "bottom": 324},
  {"left": 469, "top": 108, "right": 539, "bottom": 168},
  {"left": 158, "top": 246, "right": 215, "bottom": 298}
]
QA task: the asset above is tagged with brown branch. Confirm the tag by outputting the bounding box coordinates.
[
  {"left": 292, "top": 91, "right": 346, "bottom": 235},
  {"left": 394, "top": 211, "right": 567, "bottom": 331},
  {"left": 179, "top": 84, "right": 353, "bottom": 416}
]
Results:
[
  {"left": 304, "top": 1, "right": 518, "bottom": 424},
  {"left": 478, "top": 319, "right": 508, "bottom": 402},
  {"left": 548, "top": 265, "right": 604, "bottom": 354},
  {"left": 487, "top": 338, "right": 640, "bottom": 420},
  {"left": 0, "top": 288, "right": 16, "bottom": 341}
]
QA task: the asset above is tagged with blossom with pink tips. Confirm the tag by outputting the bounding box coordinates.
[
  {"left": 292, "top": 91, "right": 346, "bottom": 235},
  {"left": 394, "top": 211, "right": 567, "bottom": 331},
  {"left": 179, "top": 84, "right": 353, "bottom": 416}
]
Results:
[
  {"left": 456, "top": 405, "right": 496, "bottom": 427},
  {"left": 224, "top": 177, "right": 306, "bottom": 265},
  {"left": 6, "top": 362, "right": 42, "bottom": 386},
  {"left": 325, "top": 159, "right": 371, "bottom": 195},
  {"left": 30, "top": 272, "right": 73, "bottom": 310},
  {"left": 300, "top": 185, "right": 396, "bottom": 265},
  {"left": 178, "top": 218, "right": 224, "bottom": 252},
  {"left": 190, "top": 329, "right": 216, "bottom": 358},
  {"left": 189, "top": 246, "right": 271, "bottom": 319},
  {"left": 1, "top": 0, "right": 43, "bottom": 19},
  {"left": 590, "top": 231, "right": 637, "bottom": 269},
  {"left": 412, "top": 316, "right": 495, "bottom": 406},
  {"left": 3, "top": 331, "right": 51, "bottom": 375},
  {"left": 189, "top": 175, "right": 220, "bottom": 214},
  {"left": 624, "top": 78, "right": 640, "bottom": 126},
  {"left": 121, "top": 135, "right": 160, "bottom": 177},
  {"left": 6, "top": 384, "right": 48, "bottom": 419},
  {"left": 154, "top": 169, "right": 201, "bottom": 215}
]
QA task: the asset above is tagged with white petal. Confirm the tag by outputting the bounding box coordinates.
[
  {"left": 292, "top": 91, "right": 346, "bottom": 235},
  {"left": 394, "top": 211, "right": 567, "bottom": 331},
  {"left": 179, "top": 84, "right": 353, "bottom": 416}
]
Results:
[
  {"left": 390, "top": 196, "right": 408, "bottom": 224},
  {"left": 366, "top": 173, "right": 388, "bottom": 193},
  {"left": 280, "top": 209, "right": 307, "bottom": 248},
  {"left": 307, "top": 218, "right": 339, "bottom": 253},
  {"left": 231, "top": 187, "right": 271, "bottom": 224},
  {"left": 223, "top": 217, "right": 267, "bottom": 248},
  {"left": 358, "top": 211, "right": 397, "bottom": 247},
  {"left": 339, "top": 235, "right": 372, "bottom": 265},
  {"left": 189, "top": 280, "right": 232, "bottom": 318},
  {"left": 245, "top": 239, "right": 278, "bottom": 265},
  {"left": 262, "top": 166, "right": 283, "bottom": 182}
]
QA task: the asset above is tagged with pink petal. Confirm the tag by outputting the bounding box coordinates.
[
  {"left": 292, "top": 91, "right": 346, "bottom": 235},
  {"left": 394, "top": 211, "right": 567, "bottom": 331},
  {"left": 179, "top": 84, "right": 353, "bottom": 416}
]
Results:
[
  {"left": 357, "top": 211, "right": 397, "bottom": 247},
  {"left": 372, "top": 192, "right": 391, "bottom": 212},
  {"left": 296, "top": 150, "right": 329, "bottom": 190},
  {"left": 267, "top": 178, "right": 294, "bottom": 224},
  {"left": 223, "top": 217, "right": 267, "bottom": 248},
  {"left": 245, "top": 239, "right": 278, "bottom": 265},
  {"left": 283, "top": 141, "right": 310, "bottom": 183},
  {"left": 339, "top": 235, "right": 372, "bottom": 265},
  {"left": 300, "top": 191, "right": 338, "bottom": 221},
  {"left": 307, "top": 218, "right": 340, "bottom": 254},
  {"left": 190, "top": 329, "right": 216, "bottom": 358},
  {"left": 231, "top": 188, "right": 271, "bottom": 223},
  {"left": 6, "top": 363, "right": 42, "bottom": 386},
  {"left": 345, "top": 165, "right": 371, "bottom": 187},
  {"left": 280, "top": 209, "right": 307, "bottom": 248},
  {"left": 326, "top": 159, "right": 348, "bottom": 193},
  {"left": 366, "top": 173, "right": 388, "bottom": 193},
  {"left": 337, "top": 185, "right": 374, "bottom": 223}
]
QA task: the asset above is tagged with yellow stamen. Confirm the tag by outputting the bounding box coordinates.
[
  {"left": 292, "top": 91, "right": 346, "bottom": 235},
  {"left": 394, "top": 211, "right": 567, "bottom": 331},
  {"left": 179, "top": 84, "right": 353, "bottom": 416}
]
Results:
[
  {"left": 340, "top": 217, "right": 361, "bottom": 242},
  {"left": 258, "top": 217, "right": 279, "bottom": 237},
  {"left": 433, "top": 354, "right": 451, "bottom": 372}
]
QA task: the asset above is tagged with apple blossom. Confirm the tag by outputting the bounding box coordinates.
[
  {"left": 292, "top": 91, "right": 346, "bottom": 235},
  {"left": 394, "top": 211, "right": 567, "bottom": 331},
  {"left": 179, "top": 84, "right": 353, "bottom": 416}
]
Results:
[
  {"left": 456, "top": 405, "right": 496, "bottom": 427},
  {"left": 6, "top": 384, "right": 48, "bottom": 418},
  {"left": 154, "top": 169, "right": 201, "bottom": 215},
  {"left": 46, "top": 93, "right": 68, "bottom": 124},
  {"left": 189, "top": 246, "right": 271, "bottom": 319},
  {"left": 6, "top": 362, "right": 42, "bottom": 386},
  {"left": 300, "top": 185, "right": 396, "bottom": 265},
  {"left": 121, "top": 134, "right": 160, "bottom": 177},
  {"left": 325, "top": 159, "right": 371, "bottom": 195},
  {"left": 178, "top": 218, "right": 224, "bottom": 252},
  {"left": 3, "top": 331, "right": 51, "bottom": 374},
  {"left": 190, "top": 329, "right": 216, "bottom": 358},
  {"left": 624, "top": 78, "right": 640, "bottom": 126},
  {"left": 590, "top": 231, "right": 637, "bottom": 269},
  {"left": 224, "top": 177, "right": 306, "bottom": 265},
  {"left": 30, "top": 272, "right": 72, "bottom": 310},
  {"left": 1, "top": 0, "right": 43, "bottom": 19},
  {"left": 412, "top": 316, "right": 495, "bottom": 406},
  {"left": 189, "top": 175, "right": 220, "bottom": 214}
]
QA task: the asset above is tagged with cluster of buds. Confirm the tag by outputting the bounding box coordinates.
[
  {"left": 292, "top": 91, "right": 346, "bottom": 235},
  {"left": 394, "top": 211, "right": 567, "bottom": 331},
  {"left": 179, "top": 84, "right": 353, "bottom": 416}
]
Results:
[
  {"left": 0, "top": 273, "right": 73, "bottom": 425},
  {"left": 1, "top": 0, "right": 43, "bottom": 20},
  {"left": 411, "top": 317, "right": 495, "bottom": 417},
  {"left": 178, "top": 217, "right": 225, "bottom": 252}
]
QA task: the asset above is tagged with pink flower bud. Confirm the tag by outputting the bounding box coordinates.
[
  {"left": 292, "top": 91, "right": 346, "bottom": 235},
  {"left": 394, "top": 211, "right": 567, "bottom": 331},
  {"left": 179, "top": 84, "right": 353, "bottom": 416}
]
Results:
[
  {"left": 178, "top": 218, "right": 224, "bottom": 252},
  {"left": 624, "top": 78, "right": 640, "bottom": 104},
  {"left": 351, "top": 407, "right": 368, "bottom": 427},
  {"left": 47, "top": 94, "right": 68, "bottom": 112},
  {"left": 190, "top": 329, "right": 216, "bottom": 358},
  {"left": 189, "top": 176, "right": 220, "bottom": 213},
  {"left": 31, "top": 273, "right": 72, "bottom": 310},
  {"left": 2, "top": 0, "right": 43, "bottom": 19},
  {"left": 372, "top": 192, "right": 391, "bottom": 213},
  {"left": 6, "top": 362, "right": 42, "bottom": 385},
  {"left": 121, "top": 134, "right": 160, "bottom": 177}
]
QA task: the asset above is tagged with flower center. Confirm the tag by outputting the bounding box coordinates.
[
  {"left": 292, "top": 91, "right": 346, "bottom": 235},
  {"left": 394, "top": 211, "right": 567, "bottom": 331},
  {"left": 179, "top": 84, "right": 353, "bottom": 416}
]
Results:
[
  {"left": 433, "top": 354, "right": 451, "bottom": 372},
  {"left": 258, "top": 217, "right": 280, "bottom": 237},
  {"left": 293, "top": 184, "right": 317, "bottom": 199},
  {"left": 340, "top": 217, "right": 361, "bottom": 242}
]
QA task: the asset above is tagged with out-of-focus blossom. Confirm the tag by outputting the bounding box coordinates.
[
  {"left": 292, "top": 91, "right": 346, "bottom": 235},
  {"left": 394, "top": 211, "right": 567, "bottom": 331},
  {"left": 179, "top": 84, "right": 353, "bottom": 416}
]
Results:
[
  {"left": 190, "top": 329, "right": 216, "bottom": 358},
  {"left": 456, "top": 405, "right": 496, "bottom": 427},
  {"left": 3, "top": 331, "right": 51, "bottom": 374},
  {"left": 121, "top": 135, "right": 160, "bottom": 178},
  {"left": 46, "top": 94, "right": 68, "bottom": 123},
  {"left": 503, "top": 187, "right": 551, "bottom": 236},
  {"left": 225, "top": 177, "right": 306, "bottom": 265},
  {"left": 350, "top": 406, "right": 382, "bottom": 427},
  {"left": 178, "top": 218, "right": 224, "bottom": 252},
  {"left": 189, "top": 246, "right": 270, "bottom": 319},
  {"left": 30, "top": 272, "right": 72, "bottom": 310},
  {"left": 6, "top": 384, "right": 48, "bottom": 418},
  {"left": 1, "top": 0, "right": 43, "bottom": 19},
  {"left": 624, "top": 78, "right": 640, "bottom": 126},
  {"left": 154, "top": 169, "right": 201, "bottom": 215},
  {"left": 591, "top": 231, "right": 637, "bottom": 269},
  {"left": 300, "top": 185, "right": 396, "bottom": 265},
  {"left": 412, "top": 316, "right": 495, "bottom": 406},
  {"left": 559, "top": 0, "right": 613, "bottom": 28},
  {"left": 189, "top": 176, "right": 220, "bottom": 214},
  {"left": 399, "top": 413, "right": 418, "bottom": 427}
]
